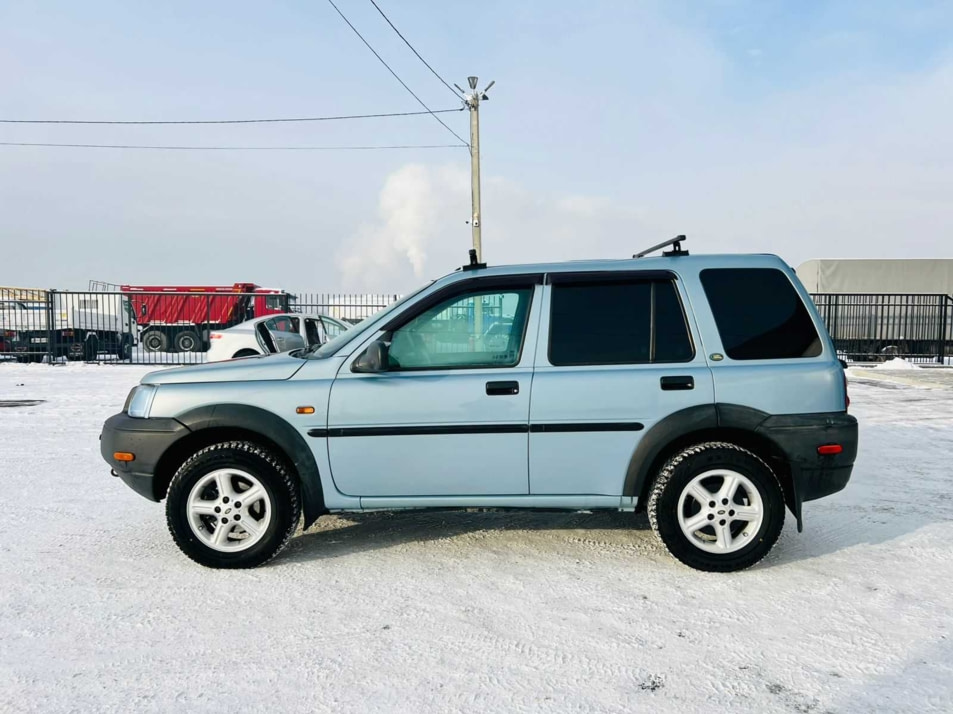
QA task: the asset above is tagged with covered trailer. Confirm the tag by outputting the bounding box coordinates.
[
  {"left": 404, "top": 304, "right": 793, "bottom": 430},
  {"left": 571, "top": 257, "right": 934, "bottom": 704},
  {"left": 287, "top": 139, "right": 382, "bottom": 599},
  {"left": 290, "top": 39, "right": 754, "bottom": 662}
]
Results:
[
  {"left": 121, "top": 283, "right": 292, "bottom": 353},
  {"left": 797, "top": 259, "right": 953, "bottom": 295},
  {"left": 797, "top": 260, "right": 953, "bottom": 363}
]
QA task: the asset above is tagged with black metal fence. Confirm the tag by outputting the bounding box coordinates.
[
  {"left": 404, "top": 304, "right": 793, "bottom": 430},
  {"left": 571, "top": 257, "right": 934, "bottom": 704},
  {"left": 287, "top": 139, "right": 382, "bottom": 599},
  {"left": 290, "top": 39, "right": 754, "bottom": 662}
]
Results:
[
  {"left": 811, "top": 293, "right": 953, "bottom": 363},
  {"left": 291, "top": 293, "right": 400, "bottom": 325},
  {"left": 4, "top": 286, "right": 951, "bottom": 366},
  {"left": 0, "top": 287, "right": 400, "bottom": 366}
]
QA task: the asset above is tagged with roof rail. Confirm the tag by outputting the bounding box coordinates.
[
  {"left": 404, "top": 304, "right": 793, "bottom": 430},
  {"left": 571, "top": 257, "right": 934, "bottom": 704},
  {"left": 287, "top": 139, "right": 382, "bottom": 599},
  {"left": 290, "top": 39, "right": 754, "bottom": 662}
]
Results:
[{"left": 633, "top": 235, "right": 689, "bottom": 259}]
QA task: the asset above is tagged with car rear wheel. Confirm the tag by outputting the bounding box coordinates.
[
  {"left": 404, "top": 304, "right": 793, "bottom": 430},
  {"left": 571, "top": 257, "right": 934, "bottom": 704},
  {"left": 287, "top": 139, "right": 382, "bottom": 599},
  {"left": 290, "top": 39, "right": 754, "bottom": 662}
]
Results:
[
  {"left": 166, "top": 441, "right": 301, "bottom": 568},
  {"left": 232, "top": 349, "right": 259, "bottom": 358},
  {"left": 648, "top": 442, "right": 784, "bottom": 572}
]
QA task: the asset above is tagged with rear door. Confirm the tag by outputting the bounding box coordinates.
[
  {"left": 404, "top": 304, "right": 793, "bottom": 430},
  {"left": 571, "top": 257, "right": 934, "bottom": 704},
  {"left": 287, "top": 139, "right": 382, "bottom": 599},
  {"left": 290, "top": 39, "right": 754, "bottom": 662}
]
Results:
[{"left": 529, "top": 271, "right": 714, "bottom": 496}]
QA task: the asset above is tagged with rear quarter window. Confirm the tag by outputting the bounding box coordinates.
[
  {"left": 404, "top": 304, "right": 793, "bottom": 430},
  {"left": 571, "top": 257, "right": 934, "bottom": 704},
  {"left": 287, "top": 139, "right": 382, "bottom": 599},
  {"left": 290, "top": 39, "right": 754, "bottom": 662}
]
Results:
[{"left": 700, "top": 268, "right": 822, "bottom": 360}]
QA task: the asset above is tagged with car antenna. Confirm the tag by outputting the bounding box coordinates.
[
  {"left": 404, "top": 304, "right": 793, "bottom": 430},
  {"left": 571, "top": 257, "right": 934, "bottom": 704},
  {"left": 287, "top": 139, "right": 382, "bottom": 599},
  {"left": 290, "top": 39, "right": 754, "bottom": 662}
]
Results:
[
  {"left": 461, "top": 248, "right": 487, "bottom": 271},
  {"left": 633, "top": 235, "right": 689, "bottom": 259}
]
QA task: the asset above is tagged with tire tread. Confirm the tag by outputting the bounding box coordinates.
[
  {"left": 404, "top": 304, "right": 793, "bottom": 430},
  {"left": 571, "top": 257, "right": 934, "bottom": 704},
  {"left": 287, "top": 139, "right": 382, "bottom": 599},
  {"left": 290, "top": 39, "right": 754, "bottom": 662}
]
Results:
[
  {"left": 647, "top": 441, "right": 783, "bottom": 572},
  {"left": 166, "top": 440, "right": 301, "bottom": 568}
]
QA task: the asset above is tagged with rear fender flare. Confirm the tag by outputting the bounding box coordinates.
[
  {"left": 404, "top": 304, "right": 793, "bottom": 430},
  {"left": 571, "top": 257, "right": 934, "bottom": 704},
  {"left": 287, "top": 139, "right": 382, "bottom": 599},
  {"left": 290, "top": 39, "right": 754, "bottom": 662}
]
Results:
[{"left": 624, "top": 403, "right": 799, "bottom": 524}]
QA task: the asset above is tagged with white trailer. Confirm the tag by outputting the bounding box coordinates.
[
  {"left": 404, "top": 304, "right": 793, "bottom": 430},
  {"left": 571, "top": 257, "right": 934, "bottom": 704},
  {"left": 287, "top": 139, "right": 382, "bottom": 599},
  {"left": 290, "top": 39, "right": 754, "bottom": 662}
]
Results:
[
  {"left": 0, "top": 288, "right": 137, "bottom": 362},
  {"left": 797, "top": 259, "right": 953, "bottom": 295}
]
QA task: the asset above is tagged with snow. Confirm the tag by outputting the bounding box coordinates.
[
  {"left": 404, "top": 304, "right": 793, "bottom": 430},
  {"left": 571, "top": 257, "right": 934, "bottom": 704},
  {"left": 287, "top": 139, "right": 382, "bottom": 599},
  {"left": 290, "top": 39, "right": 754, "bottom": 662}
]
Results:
[
  {"left": 873, "top": 357, "right": 920, "bottom": 370},
  {"left": 1, "top": 364, "right": 952, "bottom": 714}
]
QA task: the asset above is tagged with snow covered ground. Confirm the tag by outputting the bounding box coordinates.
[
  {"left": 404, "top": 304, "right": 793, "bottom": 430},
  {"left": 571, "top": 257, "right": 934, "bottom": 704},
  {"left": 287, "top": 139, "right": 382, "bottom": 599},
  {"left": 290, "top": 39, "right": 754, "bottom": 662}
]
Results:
[{"left": 1, "top": 364, "right": 952, "bottom": 714}]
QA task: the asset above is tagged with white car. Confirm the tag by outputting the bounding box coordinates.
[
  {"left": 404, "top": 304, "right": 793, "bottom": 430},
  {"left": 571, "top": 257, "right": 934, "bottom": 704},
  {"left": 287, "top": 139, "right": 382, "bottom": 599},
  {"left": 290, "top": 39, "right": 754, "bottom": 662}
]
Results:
[{"left": 207, "top": 313, "right": 350, "bottom": 362}]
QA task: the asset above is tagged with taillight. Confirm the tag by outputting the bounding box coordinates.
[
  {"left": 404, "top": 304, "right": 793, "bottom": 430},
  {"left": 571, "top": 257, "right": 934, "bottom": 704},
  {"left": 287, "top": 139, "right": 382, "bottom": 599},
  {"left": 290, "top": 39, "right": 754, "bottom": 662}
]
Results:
[{"left": 210, "top": 333, "right": 223, "bottom": 340}]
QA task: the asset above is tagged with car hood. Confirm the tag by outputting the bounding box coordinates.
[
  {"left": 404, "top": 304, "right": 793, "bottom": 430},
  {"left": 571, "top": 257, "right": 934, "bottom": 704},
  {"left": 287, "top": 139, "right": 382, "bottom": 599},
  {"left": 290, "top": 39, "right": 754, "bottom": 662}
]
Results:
[{"left": 141, "top": 351, "right": 305, "bottom": 385}]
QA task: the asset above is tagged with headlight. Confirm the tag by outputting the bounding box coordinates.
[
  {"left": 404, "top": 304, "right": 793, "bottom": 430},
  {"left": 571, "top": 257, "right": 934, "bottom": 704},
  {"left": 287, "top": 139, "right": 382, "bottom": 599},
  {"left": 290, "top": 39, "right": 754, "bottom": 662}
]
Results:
[{"left": 125, "top": 385, "right": 158, "bottom": 418}]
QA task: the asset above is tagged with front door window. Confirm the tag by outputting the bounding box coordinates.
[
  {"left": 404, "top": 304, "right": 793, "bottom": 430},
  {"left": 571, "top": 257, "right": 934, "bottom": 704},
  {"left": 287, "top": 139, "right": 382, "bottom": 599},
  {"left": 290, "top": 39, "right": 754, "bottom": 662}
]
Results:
[{"left": 386, "top": 289, "right": 532, "bottom": 370}]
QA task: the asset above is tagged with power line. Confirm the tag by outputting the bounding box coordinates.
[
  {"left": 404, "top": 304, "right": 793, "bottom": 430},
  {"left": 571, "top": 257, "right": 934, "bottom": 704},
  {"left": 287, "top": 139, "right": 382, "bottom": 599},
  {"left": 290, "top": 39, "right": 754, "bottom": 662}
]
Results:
[
  {"left": 367, "top": 0, "right": 461, "bottom": 100},
  {"left": 0, "top": 108, "right": 462, "bottom": 125},
  {"left": 325, "top": 0, "right": 468, "bottom": 147},
  {"left": 0, "top": 141, "right": 465, "bottom": 151}
]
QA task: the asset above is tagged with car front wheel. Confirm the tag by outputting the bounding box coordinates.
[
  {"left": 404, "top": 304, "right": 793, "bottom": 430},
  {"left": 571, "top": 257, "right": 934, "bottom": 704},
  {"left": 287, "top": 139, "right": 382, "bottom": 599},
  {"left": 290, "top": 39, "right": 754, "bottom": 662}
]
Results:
[
  {"left": 648, "top": 442, "right": 785, "bottom": 572},
  {"left": 166, "top": 441, "right": 301, "bottom": 568}
]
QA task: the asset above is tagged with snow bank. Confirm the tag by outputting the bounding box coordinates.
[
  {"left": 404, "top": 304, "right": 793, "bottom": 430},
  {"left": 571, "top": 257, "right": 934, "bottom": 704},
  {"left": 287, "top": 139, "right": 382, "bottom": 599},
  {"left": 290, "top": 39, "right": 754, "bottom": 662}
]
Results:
[{"left": 873, "top": 357, "right": 920, "bottom": 370}]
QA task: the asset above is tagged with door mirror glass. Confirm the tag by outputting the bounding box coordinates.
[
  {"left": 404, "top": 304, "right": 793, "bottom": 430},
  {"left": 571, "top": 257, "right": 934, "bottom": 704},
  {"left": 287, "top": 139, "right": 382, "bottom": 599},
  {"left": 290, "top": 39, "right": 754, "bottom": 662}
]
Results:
[{"left": 352, "top": 340, "right": 389, "bottom": 373}]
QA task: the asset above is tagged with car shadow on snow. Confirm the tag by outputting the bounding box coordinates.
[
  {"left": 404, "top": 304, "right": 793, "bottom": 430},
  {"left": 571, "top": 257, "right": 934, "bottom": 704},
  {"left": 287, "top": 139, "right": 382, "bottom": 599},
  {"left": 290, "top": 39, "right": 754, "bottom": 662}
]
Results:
[
  {"left": 278, "top": 484, "right": 949, "bottom": 570},
  {"left": 281, "top": 509, "right": 653, "bottom": 564}
]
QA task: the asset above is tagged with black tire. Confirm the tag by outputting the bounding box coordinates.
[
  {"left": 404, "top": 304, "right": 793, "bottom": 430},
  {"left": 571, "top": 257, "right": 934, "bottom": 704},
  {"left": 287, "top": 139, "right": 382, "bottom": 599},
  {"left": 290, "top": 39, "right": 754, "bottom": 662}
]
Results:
[
  {"left": 16, "top": 354, "right": 43, "bottom": 364},
  {"left": 174, "top": 330, "right": 201, "bottom": 353},
  {"left": 648, "top": 442, "right": 785, "bottom": 572},
  {"left": 142, "top": 330, "right": 169, "bottom": 353},
  {"left": 117, "top": 334, "right": 133, "bottom": 361},
  {"left": 166, "top": 441, "right": 301, "bottom": 568},
  {"left": 232, "top": 349, "right": 260, "bottom": 359},
  {"left": 84, "top": 335, "right": 100, "bottom": 361}
]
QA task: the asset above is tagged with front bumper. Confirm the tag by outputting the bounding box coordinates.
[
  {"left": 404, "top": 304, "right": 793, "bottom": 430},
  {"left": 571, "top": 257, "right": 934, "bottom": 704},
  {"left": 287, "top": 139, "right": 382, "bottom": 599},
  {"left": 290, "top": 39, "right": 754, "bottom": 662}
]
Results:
[
  {"left": 757, "top": 411, "right": 858, "bottom": 529},
  {"left": 100, "top": 413, "right": 191, "bottom": 501}
]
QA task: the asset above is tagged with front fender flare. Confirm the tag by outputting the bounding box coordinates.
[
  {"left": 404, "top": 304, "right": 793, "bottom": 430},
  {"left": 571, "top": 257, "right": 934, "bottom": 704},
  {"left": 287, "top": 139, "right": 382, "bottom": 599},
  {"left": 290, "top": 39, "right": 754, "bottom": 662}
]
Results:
[{"left": 175, "top": 404, "right": 325, "bottom": 529}]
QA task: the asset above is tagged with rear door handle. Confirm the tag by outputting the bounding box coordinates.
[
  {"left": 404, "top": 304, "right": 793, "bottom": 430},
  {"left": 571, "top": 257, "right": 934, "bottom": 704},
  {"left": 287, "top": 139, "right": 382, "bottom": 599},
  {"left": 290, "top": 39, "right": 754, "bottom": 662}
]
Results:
[
  {"left": 660, "top": 376, "right": 694, "bottom": 391},
  {"left": 486, "top": 380, "right": 519, "bottom": 396}
]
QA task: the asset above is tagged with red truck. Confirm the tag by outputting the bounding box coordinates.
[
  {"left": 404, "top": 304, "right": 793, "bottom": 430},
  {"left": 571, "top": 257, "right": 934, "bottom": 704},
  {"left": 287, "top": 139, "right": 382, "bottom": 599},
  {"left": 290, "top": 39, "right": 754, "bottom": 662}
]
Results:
[{"left": 121, "top": 283, "right": 292, "bottom": 353}]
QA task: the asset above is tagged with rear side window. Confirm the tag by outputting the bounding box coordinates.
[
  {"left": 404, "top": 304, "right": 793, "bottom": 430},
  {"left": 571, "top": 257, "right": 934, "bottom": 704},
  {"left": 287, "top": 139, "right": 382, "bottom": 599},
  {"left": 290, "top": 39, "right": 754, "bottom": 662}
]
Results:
[
  {"left": 549, "top": 278, "right": 693, "bottom": 365},
  {"left": 700, "top": 268, "right": 822, "bottom": 360}
]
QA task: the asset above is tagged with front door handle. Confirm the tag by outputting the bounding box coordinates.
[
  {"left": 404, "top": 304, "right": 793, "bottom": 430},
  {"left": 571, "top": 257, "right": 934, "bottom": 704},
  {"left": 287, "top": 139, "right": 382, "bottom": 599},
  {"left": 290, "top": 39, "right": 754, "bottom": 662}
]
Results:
[
  {"left": 661, "top": 376, "right": 694, "bottom": 391},
  {"left": 486, "top": 380, "right": 519, "bottom": 396}
]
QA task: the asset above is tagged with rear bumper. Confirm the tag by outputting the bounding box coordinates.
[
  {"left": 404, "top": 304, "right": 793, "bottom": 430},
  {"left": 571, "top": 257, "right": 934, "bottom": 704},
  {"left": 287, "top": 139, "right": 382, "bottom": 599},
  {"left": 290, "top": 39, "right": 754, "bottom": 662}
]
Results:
[
  {"left": 757, "top": 411, "right": 858, "bottom": 528},
  {"left": 100, "top": 413, "right": 190, "bottom": 501}
]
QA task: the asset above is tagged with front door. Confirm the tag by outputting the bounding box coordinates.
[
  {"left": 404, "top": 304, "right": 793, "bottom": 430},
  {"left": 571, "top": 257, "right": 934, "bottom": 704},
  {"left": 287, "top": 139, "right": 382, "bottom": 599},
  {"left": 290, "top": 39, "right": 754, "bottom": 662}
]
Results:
[{"left": 326, "top": 277, "right": 541, "bottom": 497}]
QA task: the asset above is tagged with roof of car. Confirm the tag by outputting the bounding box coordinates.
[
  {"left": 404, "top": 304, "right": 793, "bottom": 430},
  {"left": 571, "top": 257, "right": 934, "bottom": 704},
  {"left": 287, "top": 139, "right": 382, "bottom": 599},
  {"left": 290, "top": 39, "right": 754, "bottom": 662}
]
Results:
[{"left": 441, "top": 253, "right": 789, "bottom": 281}]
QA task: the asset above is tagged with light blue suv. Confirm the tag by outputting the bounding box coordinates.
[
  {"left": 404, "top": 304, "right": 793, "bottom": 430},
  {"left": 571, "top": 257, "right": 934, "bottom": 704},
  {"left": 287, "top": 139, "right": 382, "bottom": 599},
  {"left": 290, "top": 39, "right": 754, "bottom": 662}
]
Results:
[{"left": 101, "top": 241, "right": 858, "bottom": 571}]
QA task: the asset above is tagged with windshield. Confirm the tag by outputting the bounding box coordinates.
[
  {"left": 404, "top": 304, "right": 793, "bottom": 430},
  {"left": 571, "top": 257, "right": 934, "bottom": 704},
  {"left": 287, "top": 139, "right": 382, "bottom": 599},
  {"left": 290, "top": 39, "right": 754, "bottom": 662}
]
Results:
[{"left": 302, "top": 284, "right": 432, "bottom": 359}]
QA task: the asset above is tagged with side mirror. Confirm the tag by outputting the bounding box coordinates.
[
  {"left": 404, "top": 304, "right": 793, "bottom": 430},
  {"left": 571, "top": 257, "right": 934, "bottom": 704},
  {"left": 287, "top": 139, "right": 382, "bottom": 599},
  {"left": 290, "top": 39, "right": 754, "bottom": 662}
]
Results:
[
  {"left": 352, "top": 340, "right": 389, "bottom": 373},
  {"left": 838, "top": 359, "right": 849, "bottom": 370}
]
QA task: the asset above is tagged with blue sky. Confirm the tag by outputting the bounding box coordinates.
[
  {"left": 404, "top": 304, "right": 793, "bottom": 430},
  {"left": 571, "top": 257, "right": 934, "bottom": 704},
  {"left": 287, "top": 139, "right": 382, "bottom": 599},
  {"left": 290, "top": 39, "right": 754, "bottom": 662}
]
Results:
[{"left": 2, "top": 1, "right": 952, "bottom": 291}]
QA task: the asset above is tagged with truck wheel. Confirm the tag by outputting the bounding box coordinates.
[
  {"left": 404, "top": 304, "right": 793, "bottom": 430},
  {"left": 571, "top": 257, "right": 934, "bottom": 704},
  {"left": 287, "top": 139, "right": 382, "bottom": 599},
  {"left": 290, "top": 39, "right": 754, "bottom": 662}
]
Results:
[
  {"left": 117, "top": 334, "right": 133, "bottom": 361},
  {"left": 142, "top": 330, "right": 168, "bottom": 353},
  {"left": 83, "top": 335, "right": 100, "bottom": 361},
  {"left": 174, "top": 330, "right": 201, "bottom": 353},
  {"left": 166, "top": 442, "right": 301, "bottom": 569},
  {"left": 648, "top": 442, "right": 785, "bottom": 572}
]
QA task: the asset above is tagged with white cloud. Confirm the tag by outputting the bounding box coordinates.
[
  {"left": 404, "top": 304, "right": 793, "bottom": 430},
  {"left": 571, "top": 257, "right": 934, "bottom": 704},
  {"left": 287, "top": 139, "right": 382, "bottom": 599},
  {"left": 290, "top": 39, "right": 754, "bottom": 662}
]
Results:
[
  {"left": 335, "top": 165, "right": 654, "bottom": 292},
  {"left": 336, "top": 53, "right": 953, "bottom": 291}
]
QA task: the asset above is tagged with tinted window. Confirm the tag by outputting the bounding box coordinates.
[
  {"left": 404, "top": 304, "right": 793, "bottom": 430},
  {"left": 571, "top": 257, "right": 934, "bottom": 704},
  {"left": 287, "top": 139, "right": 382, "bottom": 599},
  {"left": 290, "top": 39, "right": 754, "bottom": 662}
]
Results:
[
  {"left": 549, "top": 279, "right": 692, "bottom": 366},
  {"left": 700, "top": 268, "right": 822, "bottom": 360},
  {"left": 388, "top": 288, "right": 533, "bottom": 370},
  {"left": 654, "top": 281, "right": 694, "bottom": 362}
]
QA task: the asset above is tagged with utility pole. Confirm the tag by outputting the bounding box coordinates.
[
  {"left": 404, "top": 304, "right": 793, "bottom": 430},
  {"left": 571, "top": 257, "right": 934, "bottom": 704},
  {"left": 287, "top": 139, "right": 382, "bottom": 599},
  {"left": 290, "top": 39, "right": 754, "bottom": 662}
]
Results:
[
  {"left": 457, "top": 76, "right": 494, "bottom": 262},
  {"left": 456, "top": 76, "right": 494, "bottom": 348}
]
